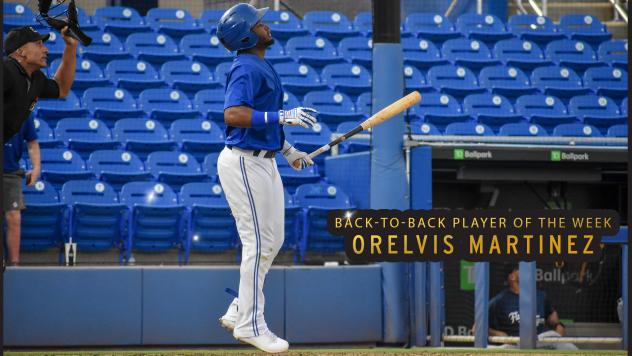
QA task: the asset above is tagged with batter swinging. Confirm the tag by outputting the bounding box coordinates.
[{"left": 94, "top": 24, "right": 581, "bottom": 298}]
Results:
[{"left": 216, "top": 3, "right": 318, "bottom": 353}]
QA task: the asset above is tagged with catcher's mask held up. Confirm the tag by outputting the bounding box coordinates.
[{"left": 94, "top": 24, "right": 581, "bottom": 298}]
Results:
[{"left": 37, "top": 0, "right": 92, "bottom": 46}]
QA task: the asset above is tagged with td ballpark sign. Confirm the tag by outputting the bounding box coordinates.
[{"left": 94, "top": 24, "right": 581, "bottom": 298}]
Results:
[
  {"left": 453, "top": 149, "right": 492, "bottom": 160},
  {"left": 550, "top": 150, "right": 590, "bottom": 162}
]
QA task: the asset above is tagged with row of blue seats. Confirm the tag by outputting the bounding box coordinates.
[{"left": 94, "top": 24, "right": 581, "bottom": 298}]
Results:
[
  {"left": 21, "top": 180, "right": 352, "bottom": 263},
  {"left": 4, "top": 3, "right": 615, "bottom": 46}
]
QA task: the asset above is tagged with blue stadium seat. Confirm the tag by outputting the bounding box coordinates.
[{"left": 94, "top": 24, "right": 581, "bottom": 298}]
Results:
[
  {"left": 265, "top": 41, "right": 290, "bottom": 63},
  {"left": 214, "top": 61, "right": 232, "bottom": 86},
  {"left": 275, "top": 155, "right": 320, "bottom": 194},
  {"left": 404, "top": 13, "right": 459, "bottom": 42},
  {"left": 112, "top": 118, "right": 176, "bottom": 160},
  {"left": 36, "top": 91, "right": 87, "bottom": 120},
  {"left": 3, "top": 3, "right": 38, "bottom": 31},
  {"left": 82, "top": 87, "right": 144, "bottom": 124},
  {"left": 125, "top": 32, "right": 185, "bottom": 65},
  {"left": 202, "top": 152, "right": 219, "bottom": 181},
  {"left": 80, "top": 31, "right": 130, "bottom": 64},
  {"left": 42, "top": 32, "right": 66, "bottom": 62},
  {"left": 138, "top": 89, "right": 200, "bottom": 125},
  {"left": 515, "top": 94, "right": 578, "bottom": 130},
  {"left": 51, "top": 58, "right": 110, "bottom": 94},
  {"left": 321, "top": 63, "right": 371, "bottom": 96},
  {"left": 283, "top": 91, "right": 301, "bottom": 109},
  {"left": 456, "top": 13, "right": 512, "bottom": 44},
  {"left": 87, "top": 150, "right": 152, "bottom": 191},
  {"left": 402, "top": 37, "right": 447, "bottom": 70},
  {"left": 338, "top": 36, "right": 373, "bottom": 68},
  {"left": 294, "top": 183, "right": 353, "bottom": 259},
  {"left": 283, "top": 124, "right": 333, "bottom": 170},
  {"left": 193, "top": 88, "right": 226, "bottom": 122},
  {"left": 552, "top": 123, "right": 603, "bottom": 145},
  {"left": 21, "top": 181, "right": 66, "bottom": 252},
  {"left": 583, "top": 67, "right": 627, "bottom": 100},
  {"left": 33, "top": 118, "right": 61, "bottom": 148},
  {"left": 507, "top": 14, "right": 564, "bottom": 45},
  {"left": 409, "top": 93, "right": 469, "bottom": 129},
  {"left": 545, "top": 40, "right": 601, "bottom": 73},
  {"left": 93, "top": 6, "right": 150, "bottom": 37},
  {"left": 119, "top": 182, "right": 188, "bottom": 263},
  {"left": 180, "top": 34, "right": 234, "bottom": 67},
  {"left": 493, "top": 39, "right": 550, "bottom": 72},
  {"left": 335, "top": 121, "right": 370, "bottom": 153},
  {"left": 48, "top": 3, "right": 96, "bottom": 31},
  {"left": 403, "top": 65, "right": 432, "bottom": 93},
  {"left": 161, "top": 60, "right": 218, "bottom": 96},
  {"left": 463, "top": 93, "right": 523, "bottom": 130},
  {"left": 283, "top": 189, "right": 302, "bottom": 253},
  {"left": 302, "top": 11, "right": 359, "bottom": 42},
  {"left": 568, "top": 95, "right": 626, "bottom": 131},
  {"left": 105, "top": 59, "right": 165, "bottom": 96},
  {"left": 498, "top": 123, "right": 548, "bottom": 137},
  {"left": 40, "top": 149, "right": 93, "bottom": 190},
  {"left": 273, "top": 62, "right": 327, "bottom": 96},
  {"left": 199, "top": 9, "right": 225, "bottom": 33},
  {"left": 531, "top": 66, "right": 590, "bottom": 100},
  {"left": 559, "top": 14, "right": 611, "bottom": 46},
  {"left": 55, "top": 118, "right": 119, "bottom": 159},
  {"left": 302, "top": 91, "right": 364, "bottom": 129},
  {"left": 145, "top": 8, "right": 204, "bottom": 39},
  {"left": 180, "top": 182, "right": 236, "bottom": 253},
  {"left": 356, "top": 92, "right": 371, "bottom": 117},
  {"left": 445, "top": 122, "right": 494, "bottom": 136},
  {"left": 146, "top": 151, "right": 207, "bottom": 191},
  {"left": 606, "top": 124, "right": 627, "bottom": 145},
  {"left": 285, "top": 35, "right": 343, "bottom": 68},
  {"left": 442, "top": 38, "right": 500, "bottom": 70},
  {"left": 621, "top": 97, "right": 628, "bottom": 115},
  {"left": 170, "top": 118, "right": 225, "bottom": 161},
  {"left": 598, "top": 40, "right": 627, "bottom": 69},
  {"left": 478, "top": 65, "right": 536, "bottom": 99},
  {"left": 409, "top": 121, "right": 442, "bottom": 136},
  {"left": 262, "top": 10, "right": 308, "bottom": 40},
  {"left": 427, "top": 64, "right": 485, "bottom": 98},
  {"left": 60, "top": 180, "right": 129, "bottom": 258},
  {"left": 353, "top": 12, "right": 373, "bottom": 36}
]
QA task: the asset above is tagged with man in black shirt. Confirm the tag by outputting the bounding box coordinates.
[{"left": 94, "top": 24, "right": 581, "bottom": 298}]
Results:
[{"left": 3, "top": 26, "right": 77, "bottom": 143}]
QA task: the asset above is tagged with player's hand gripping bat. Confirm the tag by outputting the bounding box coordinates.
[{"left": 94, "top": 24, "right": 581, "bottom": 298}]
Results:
[{"left": 293, "top": 91, "right": 422, "bottom": 168}]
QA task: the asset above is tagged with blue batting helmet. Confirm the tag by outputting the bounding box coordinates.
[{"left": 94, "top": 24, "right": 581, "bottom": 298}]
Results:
[{"left": 217, "top": 3, "right": 268, "bottom": 52}]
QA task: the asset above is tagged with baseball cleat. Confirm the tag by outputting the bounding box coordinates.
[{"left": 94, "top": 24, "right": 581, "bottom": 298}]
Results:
[
  {"left": 219, "top": 297, "right": 238, "bottom": 332},
  {"left": 235, "top": 331, "right": 289, "bottom": 353}
]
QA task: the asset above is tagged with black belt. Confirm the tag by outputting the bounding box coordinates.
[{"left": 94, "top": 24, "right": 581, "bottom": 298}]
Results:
[{"left": 227, "top": 146, "right": 276, "bottom": 158}]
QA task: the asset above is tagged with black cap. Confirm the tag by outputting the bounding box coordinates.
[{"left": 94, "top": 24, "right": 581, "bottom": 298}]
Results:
[{"left": 5, "top": 26, "right": 50, "bottom": 55}]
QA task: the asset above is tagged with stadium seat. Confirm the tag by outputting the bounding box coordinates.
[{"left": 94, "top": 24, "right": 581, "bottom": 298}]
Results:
[
  {"left": 193, "top": 88, "right": 226, "bottom": 122},
  {"left": 402, "top": 37, "right": 448, "bottom": 70},
  {"left": 283, "top": 189, "right": 302, "bottom": 253},
  {"left": 302, "top": 11, "right": 359, "bottom": 42},
  {"left": 321, "top": 63, "right": 371, "bottom": 96},
  {"left": 170, "top": 118, "right": 225, "bottom": 161},
  {"left": 82, "top": 87, "right": 144, "bottom": 124},
  {"left": 559, "top": 14, "right": 612, "bottom": 46},
  {"left": 404, "top": 13, "right": 459, "bottom": 42},
  {"left": 93, "top": 6, "right": 150, "bottom": 37},
  {"left": 105, "top": 59, "right": 165, "bottom": 96},
  {"left": 515, "top": 94, "right": 578, "bottom": 130},
  {"left": 55, "top": 118, "right": 119, "bottom": 159},
  {"left": 273, "top": 62, "right": 327, "bottom": 96},
  {"left": 441, "top": 38, "right": 500, "bottom": 70},
  {"left": 409, "top": 121, "right": 442, "bottom": 136},
  {"left": 302, "top": 91, "right": 364, "bottom": 129},
  {"left": 262, "top": 10, "right": 308, "bottom": 40},
  {"left": 21, "top": 181, "right": 66, "bottom": 252},
  {"left": 145, "top": 8, "right": 204, "bottom": 39},
  {"left": 48, "top": 3, "right": 96, "bottom": 31},
  {"left": 493, "top": 39, "right": 551, "bottom": 72},
  {"left": 478, "top": 65, "right": 536, "bottom": 99},
  {"left": 409, "top": 93, "right": 469, "bottom": 129},
  {"left": 33, "top": 118, "right": 61, "bottom": 148},
  {"left": 146, "top": 151, "right": 207, "bottom": 191},
  {"left": 80, "top": 31, "right": 130, "bottom": 64},
  {"left": 545, "top": 39, "right": 602, "bottom": 73},
  {"left": 42, "top": 32, "right": 66, "bottom": 63},
  {"left": 426, "top": 64, "right": 485, "bottom": 98},
  {"left": 294, "top": 183, "right": 354, "bottom": 259},
  {"left": 285, "top": 35, "right": 343, "bottom": 68},
  {"left": 112, "top": 118, "right": 176, "bottom": 160},
  {"left": 275, "top": 155, "right": 320, "bottom": 194},
  {"left": 606, "top": 124, "right": 627, "bottom": 143},
  {"left": 161, "top": 60, "right": 218, "bottom": 96},
  {"left": 36, "top": 91, "right": 87, "bottom": 120},
  {"left": 621, "top": 97, "right": 628, "bottom": 115},
  {"left": 552, "top": 123, "right": 603, "bottom": 145},
  {"left": 531, "top": 66, "right": 590, "bottom": 100},
  {"left": 445, "top": 122, "right": 494, "bottom": 136},
  {"left": 283, "top": 91, "right": 301, "bottom": 109},
  {"left": 356, "top": 92, "right": 371, "bottom": 117},
  {"left": 403, "top": 65, "right": 432, "bottom": 93},
  {"left": 507, "top": 15, "right": 564, "bottom": 45},
  {"left": 265, "top": 41, "right": 290, "bottom": 63},
  {"left": 138, "top": 89, "right": 201, "bottom": 125},
  {"left": 3, "top": 3, "right": 38, "bottom": 31},
  {"left": 180, "top": 33, "right": 234, "bottom": 67},
  {"left": 283, "top": 124, "right": 332, "bottom": 174},
  {"left": 498, "top": 123, "right": 548, "bottom": 137},
  {"left": 583, "top": 67, "right": 627, "bottom": 100},
  {"left": 180, "top": 182, "right": 237, "bottom": 253},
  {"left": 51, "top": 58, "right": 110, "bottom": 94},
  {"left": 125, "top": 32, "right": 185, "bottom": 65},
  {"left": 119, "top": 182, "right": 188, "bottom": 263},
  {"left": 463, "top": 93, "right": 523, "bottom": 130},
  {"left": 335, "top": 121, "right": 370, "bottom": 153},
  {"left": 60, "top": 180, "right": 129, "bottom": 258},
  {"left": 455, "top": 13, "right": 512, "bottom": 44},
  {"left": 568, "top": 95, "right": 626, "bottom": 131},
  {"left": 597, "top": 40, "right": 628, "bottom": 69},
  {"left": 338, "top": 36, "right": 373, "bottom": 68},
  {"left": 202, "top": 152, "right": 219, "bottom": 181},
  {"left": 87, "top": 150, "right": 152, "bottom": 191},
  {"left": 214, "top": 61, "right": 232, "bottom": 86},
  {"left": 353, "top": 12, "right": 373, "bottom": 36},
  {"left": 40, "top": 149, "right": 93, "bottom": 190},
  {"left": 199, "top": 9, "right": 225, "bottom": 33}
]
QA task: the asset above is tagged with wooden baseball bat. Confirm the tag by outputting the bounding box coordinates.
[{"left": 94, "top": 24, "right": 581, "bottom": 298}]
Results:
[{"left": 293, "top": 91, "right": 422, "bottom": 168}]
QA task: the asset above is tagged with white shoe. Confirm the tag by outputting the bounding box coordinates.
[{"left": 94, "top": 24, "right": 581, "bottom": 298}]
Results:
[
  {"left": 219, "top": 298, "right": 238, "bottom": 332},
  {"left": 236, "top": 331, "right": 289, "bottom": 354}
]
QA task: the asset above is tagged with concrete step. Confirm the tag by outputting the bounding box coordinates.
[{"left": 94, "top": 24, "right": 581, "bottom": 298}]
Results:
[
  {"left": 508, "top": 2, "right": 616, "bottom": 22},
  {"left": 605, "top": 20, "right": 629, "bottom": 39}
]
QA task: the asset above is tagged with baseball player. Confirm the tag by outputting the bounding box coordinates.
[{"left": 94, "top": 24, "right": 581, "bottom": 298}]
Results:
[{"left": 215, "top": 3, "right": 317, "bottom": 353}]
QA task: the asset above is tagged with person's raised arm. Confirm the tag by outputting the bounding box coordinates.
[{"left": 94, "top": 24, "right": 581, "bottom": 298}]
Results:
[{"left": 52, "top": 27, "right": 78, "bottom": 98}]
